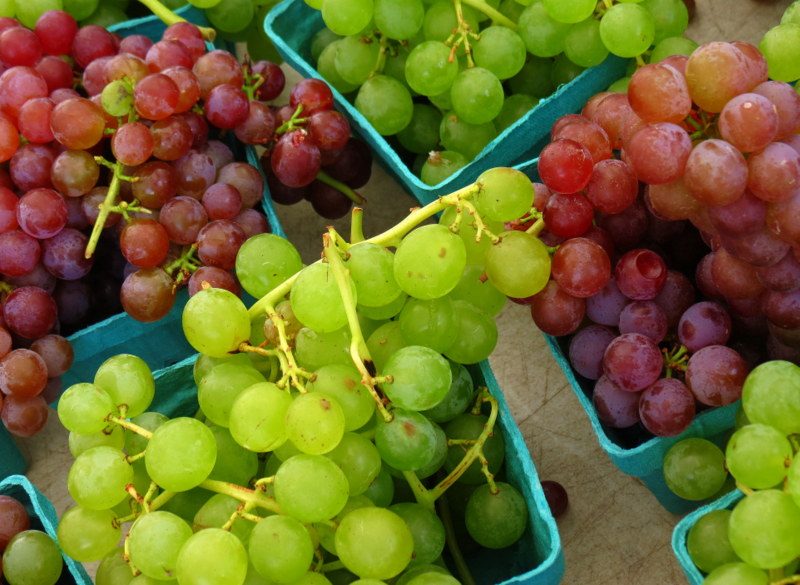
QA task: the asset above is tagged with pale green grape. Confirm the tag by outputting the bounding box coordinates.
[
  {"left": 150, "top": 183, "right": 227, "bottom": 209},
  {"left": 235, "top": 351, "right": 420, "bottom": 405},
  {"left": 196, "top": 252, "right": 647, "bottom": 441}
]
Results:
[
  {"left": 393, "top": 224, "right": 466, "bottom": 300},
  {"left": 398, "top": 567, "right": 453, "bottom": 585},
  {"left": 68, "top": 446, "right": 132, "bottom": 510},
  {"left": 438, "top": 206, "right": 503, "bottom": 266},
  {"left": 235, "top": 233, "right": 303, "bottom": 299},
  {"left": 375, "top": 0, "right": 424, "bottom": 39},
  {"left": 439, "top": 113, "right": 498, "bottom": 161},
  {"left": 193, "top": 494, "right": 255, "bottom": 544},
  {"left": 346, "top": 242, "right": 402, "bottom": 308},
  {"left": 249, "top": 515, "right": 314, "bottom": 583},
  {"left": 205, "top": 0, "right": 253, "bottom": 33},
  {"left": 182, "top": 288, "right": 250, "bottom": 358},
  {"left": 742, "top": 360, "right": 800, "bottom": 435},
  {"left": 3, "top": 530, "right": 63, "bottom": 585},
  {"left": 355, "top": 74, "right": 414, "bottom": 135},
  {"left": 295, "top": 326, "right": 352, "bottom": 371},
  {"left": 198, "top": 362, "right": 266, "bottom": 427},
  {"left": 542, "top": 0, "right": 595, "bottom": 23},
  {"left": 68, "top": 425, "right": 125, "bottom": 458},
  {"left": 374, "top": 408, "right": 438, "bottom": 470},
  {"left": 475, "top": 166, "right": 535, "bottom": 222},
  {"left": 57, "top": 506, "right": 121, "bottom": 563},
  {"left": 325, "top": 432, "right": 383, "bottom": 495},
  {"left": 641, "top": 0, "right": 688, "bottom": 43},
  {"left": 725, "top": 424, "right": 792, "bottom": 489},
  {"left": 518, "top": 2, "right": 571, "bottom": 57},
  {"left": 383, "top": 48, "right": 412, "bottom": 93},
  {"left": 15, "top": 0, "right": 60, "bottom": 28},
  {"left": 64, "top": 0, "right": 98, "bottom": 20},
  {"left": 0, "top": 0, "right": 14, "bottom": 17},
  {"left": 687, "top": 509, "right": 741, "bottom": 574},
  {"left": 286, "top": 392, "right": 346, "bottom": 454},
  {"left": 484, "top": 230, "right": 551, "bottom": 298},
  {"left": 207, "top": 424, "right": 259, "bottom": 486},
  {"left": 389, "top": 503, "right": 445, "bottom": 567},
  {"left": 335, "top": 507, "right": 414, "bottom": 579},
  {"left": 305, "top": 0, "right": 324, "bottom": 8},
  {"left": 94, "top": 354, "right": 154, "bottom": 418},
  {"left": 465, "top": 482, "right": 527, "bottom": 549},
  {"left": 101, "top": 80, "right": 133, "bottom": 118},
  {"left": 729, "top": 489, "right": 800, "bottom": 569},
  {"left": 397, "top": 104, "right": 443, "bottom": 154},
  {"left": 405, "top": 40, "right": 459, "bottom": 97},
  {"left": 442, "top": 300, "right": 497, "bottom": 364},
  {"left": 472, "top": 26, "right": 527, "bottom": 80},
  {"left": 307, "top": 364, "right": 376, "bottom": 431},
  {"left": 291, "top": 262, "right": 355, "bottom": 333},
  {"left": 193, "top": 353, "right": 253, "bottom": 386},
  {"left": 443, "top": 412, "right": 504, "bottom": 483},
  {"left": 449, "top": 67, "right": 504, "bottom": 125},
  {"left": 551, "top": 52, "right": 585, "bottom": 86},
  {"left": 565, "top": 17, "right": 609, "bottom": 67},
  {"left": 765, "top": 23, "right": 800, "bottom": 82},
  {"left": 383, "top": 345, "right": 452, "bottom": 410},
  {"left": 428, "top": 89, "right": 452, "bottom": 111},
  {"left": 287, "top": 572, "right": 333, "bottom": 585},
  {"left": 145, "top": 417, "right": 217, "bottom": 492},
  {"left": 322, "top": 0, "right": 374, "bottom": 36},
  {"left": 334, "top": 35, "right": 382, "bottom": 86},
  {"left": 607, "top": 76, "right": 631, "bottom": 92},
  {"left": 96, "top": 548, "right": 134, "bottom": 585},
  {"left": 229, "top": 381, "right": 292, "bottom": 452},
  {"left": 599, "top": 3, "right": 655, "bottom": 58},
  {"left": 448, "top": 266, "right": 506, "bottom": 316},
  {"left": 363, "top": 466, "right": 395, "bottom": 506},
  {"left": 58, "top": 382, "right": 117, "bottom": 434},
  {"left": 128, "top": 512, "right": 192, "bottom": 581},
  {"left": 649, "top": 35, "right": 699, "bottom": 62},
  {"left": 366, "top": 321, "right": 408, "bottom": 373},
  {"left": 662, "top": 438, "right": 728, "bottom": 501},
  {"left": 421, "top": 361, "right": 474, "bottom": 423},
  {"left": 316, "top": 495, "right": 376, "bottom": 555},
  {"left": 420, "top": 151, "right": 468, "bottom": 186},
  {"left": 398, "top": 296, "right": 456, "bottom": 353},
  {"left": 702, "top": 563, "right": 768, "bottom": 585},
  {"left": 317, "top": 40, "right": 360, "bottom": 95},
  {"left": 495, "top": 93, "right": 538, "bottom": 132},
  {"left": 509, "top": 56, "right": 555, "bottom": 98},
  {"left": 176, "top": 528, "right": 248, "bottom": 585},
  {"left": 358, "top": 293, "right": 408, "bottom": 321},
  {"left": 274, "top": 454, "right": 350, "bottom": 522}
]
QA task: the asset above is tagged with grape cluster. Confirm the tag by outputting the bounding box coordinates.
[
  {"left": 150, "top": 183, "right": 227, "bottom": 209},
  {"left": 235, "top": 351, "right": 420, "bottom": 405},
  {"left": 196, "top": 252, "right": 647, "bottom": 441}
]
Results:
[
  {"left": 0, "top": 493, "right": 64, "bottom": 585},
  {"left": 670, "top": 361, "right": 800, "bottom": 585}
]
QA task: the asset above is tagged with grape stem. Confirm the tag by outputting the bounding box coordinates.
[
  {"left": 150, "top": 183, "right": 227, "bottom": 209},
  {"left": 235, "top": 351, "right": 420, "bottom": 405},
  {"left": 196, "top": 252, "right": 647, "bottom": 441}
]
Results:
[
  {"left": 772, "top": 575, "right": 800, "bottom": 585},
  {"left": 134, "top": 0, "right": 217, "bottom": 41},
  {"left": 275, "top": 104, "right": 307, "bottom": 135},
  {"left": 198, "top": 478, "right": 284, "bottom": 515},
  {"left": 735, "top": 482, "right": 755, "bottom": 496},
  {"left": 221, "top": 500, "right": 258, "bottom": 531},
  {"left": 106, "top": 415, "right": 154, "bottom": 439},
  {"left": 317, "top": 170, "right": 367, "bottom": 205},
  {"left": 163, "top": 244, "right": 202, "bottom": 286},
  {"left": 525, "top": 217, "right": 545, "bottom": 237},
  {"left": 350, "top": 207, "right": 365, "bottom": 243},
  {"left": 437, "top": 492, "right": 478, "bottom": 585},
  {"left": 85, "top": 158, "right": 126, "bottom": 259},
  {"left": 460, "top": 0, "right": 517, "bottom": 30}
]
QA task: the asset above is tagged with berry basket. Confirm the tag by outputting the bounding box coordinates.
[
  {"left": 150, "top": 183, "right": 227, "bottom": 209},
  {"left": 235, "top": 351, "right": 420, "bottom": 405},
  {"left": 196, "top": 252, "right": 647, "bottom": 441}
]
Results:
[
  {"left": 671, "top": 488, "right": 743, "bottom": 584},
  {"left": 511, "top": 157, "right": 739, "bottom": 515},
  {"left": 144, "top": 353, "right": 566, "bottom": 585},
  {"left": 0, "top": 474, "right": 93, "bottom": 585},
  {"left": 263, "top": 0, "right": 630, "bottom": 206}
]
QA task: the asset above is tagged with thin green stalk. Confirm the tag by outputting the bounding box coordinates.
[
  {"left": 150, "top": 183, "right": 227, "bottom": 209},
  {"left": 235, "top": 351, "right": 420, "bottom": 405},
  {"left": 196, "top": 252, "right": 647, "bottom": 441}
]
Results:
[
  {"left": 461, "top": 0, "right": 517, "bottom": 29},
  {"left": 85, "top": 160, "right": 123, "bottom": 259},
  {"left": 437, "top": 493, "right": 478, "bottom": 585},
  {"left": 317, "top": 170, "right": 366, "bottom": 205},
  {"left": 107, "top": 415, "right": 153, "bottom": 439},
  {"left": 135, "top": 0, "right": 216, "bottom": 41},
  {"left": 199, "top": 479, "right": 284, "bottom": 515}
]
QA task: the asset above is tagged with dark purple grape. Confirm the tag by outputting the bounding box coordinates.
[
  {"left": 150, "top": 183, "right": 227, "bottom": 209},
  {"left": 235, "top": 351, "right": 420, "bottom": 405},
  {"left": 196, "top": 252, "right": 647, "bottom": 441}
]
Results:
[
  {"left": 568, "top": 325, "right": 617, "bottom": 380},
  {"left": 685, "top": 345, "right": 749, "bottom": 406},
  {"left": 638, "top": 378, "right": 695, "bottom": 437},
  {"left": 677, "top": 301, "right": 732, "bottom": 352},
  {"left": 592, "top": 374, "right": 641, "bottom": 428},
  {"left": 602, "top": 332, "right": 663, "bottom": 392}
]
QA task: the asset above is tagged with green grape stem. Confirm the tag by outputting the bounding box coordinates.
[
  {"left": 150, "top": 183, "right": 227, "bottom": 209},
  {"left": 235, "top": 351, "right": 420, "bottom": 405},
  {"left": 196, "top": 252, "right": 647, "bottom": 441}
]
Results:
[
  {"left": 125, "top": 451, "right": 147, "bottom": 465},
  {"left": 317, "top": 170, "right": 367, "bottom": 205},
  {"left": 164, "top": 244, "right": 202, "bottom": 286},
  {"left": 525, "top": 217, "right": 546, "bottom": 238},
  {"left": 135, "top": 0, "right": 217, "bottom": 41},
  {"left": 350, "top": 207, "right": 366, "bottom": 243},
  {"left": 446, "top": 0, "right": 480, "bottom": 67},
  {"left": 106, "top": 415, "right": 154, "bottom": 440},
  {"left": 662, "top": 344, "right": 689, "bottom": 377},
  {"left": 123, "top": 534, "right": 142, "bottom": 577},
  {"left": 85, "top": 159, "right": 126, "bottom": 259},
  {"left": 238, "top": 339, "right": 313, "bottom": 392},
  {"left": 772, "top": 574, "right": 800, "bottom": 585},
  {"left": 221, "top": 500, "right": 257, "bottom": 531},
  {"left": 735, "top": 481, "right": 756, "bottom": 496},
  {"left": 275, "top": 104, "right": 307, "bottom": 135},
  {"left": 460, "top": 0, "right": 517, "bottom": 30},
  {"left": 437, "top": 493, "right": 478, "bottom": 585},
  {"left": 198, "top": 478, "right": 284, "bottom": 516}
]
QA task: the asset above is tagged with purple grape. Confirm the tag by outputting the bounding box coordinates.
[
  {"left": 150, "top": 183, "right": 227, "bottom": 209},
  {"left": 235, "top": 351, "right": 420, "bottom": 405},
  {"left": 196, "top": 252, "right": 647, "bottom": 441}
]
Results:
[
  {"left": 618, "top": 300, "right": 668, "bottom": 343},
  {"left": 638, "top": 378, "right": 696, "bottom": 437},
  {"left": 602, "top": 332, "right": 663, "bottom": 392},
  {"left": 677, "top": 301, "right": 732, "bottom": 352},
  {"left": 685, "top": 345, "right": 749, "bottom": 407},
  {"left": 585, "top": 277, "right": 630, "bottom": 327},
  {"left": 568, "top": 325, "right": 617, "bottom": 380},
  {"left": 592, "top": 374, "right": 642, "bottom": 428}
]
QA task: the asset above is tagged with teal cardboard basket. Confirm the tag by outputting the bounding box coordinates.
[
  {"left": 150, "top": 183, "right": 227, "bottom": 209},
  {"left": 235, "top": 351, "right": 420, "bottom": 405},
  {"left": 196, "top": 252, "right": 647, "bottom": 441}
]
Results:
[
  {"left": 264, "top": 0, "right": 630, "bottom": 206},
  {"left": 143, "top": 353, "right": 565, "bottom": 585},
  {"left": 0, "top": 474, "right": 93, "bottom": 585},
  {"left": 671, "top": 489, "right": 744, "bottom": 584}
]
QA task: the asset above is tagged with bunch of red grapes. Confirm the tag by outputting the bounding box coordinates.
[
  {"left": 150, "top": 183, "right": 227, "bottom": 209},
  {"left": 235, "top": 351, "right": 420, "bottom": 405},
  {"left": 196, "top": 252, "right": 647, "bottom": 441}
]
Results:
[{"left": 516, "top": 40, "right": 799, "bottom": 445}]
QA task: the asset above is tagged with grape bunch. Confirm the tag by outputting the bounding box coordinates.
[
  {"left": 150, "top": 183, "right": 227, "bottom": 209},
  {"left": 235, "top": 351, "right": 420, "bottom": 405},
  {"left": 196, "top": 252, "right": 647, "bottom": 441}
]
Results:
[
  {"left": 669, "top": 361, "right": 800, "bottom": 585},
  {"left": 52, "top": 169, "right": 551, "bottom": 585}
]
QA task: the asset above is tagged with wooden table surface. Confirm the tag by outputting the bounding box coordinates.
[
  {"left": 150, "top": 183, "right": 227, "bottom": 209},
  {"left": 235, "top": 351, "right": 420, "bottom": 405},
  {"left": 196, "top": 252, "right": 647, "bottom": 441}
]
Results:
[{"left": 18, "top": 1, "right": 794, "bottom": 583}]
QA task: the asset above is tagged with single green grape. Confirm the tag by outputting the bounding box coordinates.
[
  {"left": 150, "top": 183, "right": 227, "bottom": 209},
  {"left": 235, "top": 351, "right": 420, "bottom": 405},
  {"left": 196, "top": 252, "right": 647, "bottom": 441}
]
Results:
[
  {"left": 291, "top": 262, "right": 356, "bottom": 333},
  {"left": 145, "top": 417, "right": 217, "bottom": 492},
  {"left": 728, "top": 489, "right": 800, "bottom": 570},
  {"left": 198, "top": 362, "right": 265, "bottom": 427},
  {"left": 273, "top": 454, "right": 350, "bottom": 523},
  {"left": 175, "top": 528, "right": 249, "bottom": 585},
  {"left": 389, "top": 502, "right": 445, "bottom": 567},
  {"left": 542, "top": 0, "right": 595, "bottom": 23},
  {"left": 472, "top": 25, "right": 527, "bottom": 80},
  {"left": 599, "top": 3, "right": 656, "bottom": 58},
  {"left": 229, "top": 381, "right": 292, "bottom": 452},
  {"left": 420, "top": 151, "right": 468, "bottom": 186},
  {"left": 439, "top": 113, "right": 498, "bottom": 161},
  {"left": 725, "top": 423, "right": 792, "bottom": 489},
  {"left": 235, "top": 233, "right": 303, "bottom": 299},
  {"left": 374, "top": 0, "right": 424, "bottom": 40},
  {"left": 687, "top": 509, "right": 741, "bottom": 574},
  {"left": 383, "top": 345, "right": 452, "bottom": 411},
  {"left": 397, "top": 104, "right": 443, "bottom": 155},
  {"left": 393, "top": 224, "right": 466, "bottom": 300},
  {"left": 701, "top": 562, "right": 768, "bottom": 585},
  {"left": 58, "top": 382, "right": 118, "bottom": 435},
  {"left": 335, "top": 507, "right": 414, "bottom": 579},
  {"left": 307, "top": 363, "right": 376, "bottom": 431},
  {"left": 322, "top": 0, "right": 374, "bottom": 36},
  {"left": 324, "top": 432, "right": 383, "bottom": 495},
  {"left": 518, "top": 2, "right": 571, "bottom": 57},
  {"left": 475, "top": 166, "right": 535, "bottom": 222},
  {"left": 94, "top": 354, "right": 154, "bottom": 418},
  {"left": 68, "top": 445, "right": 133, "bottom": 510},
  {"left": 449, "top": 67, "right": 504, "bottom": 125},
  {"left": 346, "top": 242, "right": 402, "bottom": 308},
  {"left": 68, "top": 425, "right": 125, "bottom": 458},
  {"left": 355, "top": 74, "right": 414, "bottom": 136},
  {"left": 398, "top": 297, "right": 457, "bottom": 354},
  {"left": 182, "top": 288, "right": 250, "bottom": 358},
  {"left": 205, "top": 0, "right": 252, "bottom": 33},
  {"left": 404, "top": 40, "right": 458, "bottom": 97},
  {"left": 128, "top": 511, "right": 193, "bottom": 581},
  {"left": 484, "top": 230, "right": 551, "bottom": 298},
  {"left": 662, "top": 438, "right": 728, "bottom": 501},
  {"left": 3, "top": 530, "right": 63, "bottom": 585},
  {"left": 286, "top": 392, "right": 346, "bottom": 455},
  {"left": 374, "top": 408, "right": 438, "bottom": 471},
  {"left": 442, "top": 300, "right": 498, "bottom": 364},
  {"left": 57, "top": 506, "right": 121, "bottom": 563},
  {"left": 465, "top": 482, "right": 527, "bottom": 549}
]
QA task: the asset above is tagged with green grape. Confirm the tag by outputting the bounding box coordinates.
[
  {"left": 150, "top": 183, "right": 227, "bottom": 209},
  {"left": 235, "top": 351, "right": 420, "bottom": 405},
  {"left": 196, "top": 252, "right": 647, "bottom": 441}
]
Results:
[
  {"left": 355, "top": 74, "right": 414, "bottom": 135},
  {"left": 383, "top": 48, "right": 413, "bottom": 93},
  {"left": 3, "top": 530, "right": 63, "bottom": 585},
  {"left": 518, "top": 2, "right": 571, "bottom": 57},
  {"left": 397, "top": 566, "right": 454, "bottom": 585},
  {"left": 564, "top": 17, "right": 609, "bottom": 67},
  {"left": 397, "top": 297, "right": 456, "bottom": 353},
  {"left": 286, "top": 392, "right": 346, "bottom": 454},
  {"left": 725, "top": 423, "right": 792, "bottom": 489},
  {"left": 207, "top": 424, "right": 259, "bottom": 485},
  {"left": 393, "top": 224, "right": 467, "bottom": 300},
  {"left": 358, "top": 293, "right": 408, "bottom": 321},
  {"left": 439, "top": 113, "right": 497, "bottom": 161},
  {"left": 182, "top": 288, "right": 250, "bottom": 358},
  {"left": 307, "top": 364, "right": 376, "bottom": 431},
  {"left": 57, "top": 505, "right": 121, "bottom": 563},
  {"left": 641, "top": 0, "right": 688, "bottom": 43},
  {"left": 187, "top": 0, "right": 222, "bottom": 7},
  {"left": 128, "top": 512, "right": 192, "bottom": 581},
  {"left": 449, "top": 67, "right": 503, "bottom": 125},
  {"left": 648, "top": 35, "right": 699, "bottom": 62},
  {"left": 702, "top": 562, "right": 768, "bottom": 585},
  {"left": 325, "top": 432, "right": 383, "bottom": 495},
  {"left": 472, "top": 25, "right": 527, "bottom": 80},
  {"left": 366, "top": 321, "right": 408, "bottom": 373},
  {"left": 397, "top": 104, "right": 443, "bottom": 154},
  {"left": 63, "top": 0, "right": 98, "bottom": 19},
  {"left": 198, "top": 362, "right": 266, "bottom": 427},
  {"left": 305, "top": 0, "right": 323, "bottom": 7},
  {"left": 358, "top": 312, "right": 386, "bottom": 341},
  {"left": 509, "top": 56, "right": 555, "bottom": 98},
  {"left": 125, "top": 412, "right": 168, "bottom": 456},
  {"left": 375, "top": 0, "right": 424, "bottom": 39},
  {"left": 729, "top": 489, "right": 800, "bottom": 569},
  {"left": 443, "top": 412, "right": 504, "bottom": 483},
  {"left": 542, "top": 0, "right": 595, "bottom": 23},
  {"left": 245, "top": 5, "right": 284, "bottom": 63},
  {"left": 448, "top": 265, "right": 506, "bottom": 316},
  {"left": 176, "top": 528, "right": 249, "bottom": 585},
  {"left": 335, "top": 507, "right": 414, "bottom": 579},
  {"left": 101, "top": 79, "right": 134, "bottom": 118},
  {"left": 193, "top": 494, "right": 255, "bottom": 544},
  {"left": 15, "top": 0, "right": 60, "bottom": 28},
  {"left": 94, "top": 354, "right": 154, "bottom": 418},
  {"left": 599, "top": 3, "right": 655, "bottom": 58},
  {"left": 334, "top": 35, "right": 382, "bottom": 86},
  {"left": 68, "top": 425, "right": 125, "bottom": 458},
  {"left": 475, "top": 166, "right": 535, "bottom": 222},
  {"left": 421, "top": 361, "right": 473, "bottom": 423},
  {"left": 383, "top": 345, "right": 452, "bottom": 410},
  {"left": 311, "top": 27, "right": 343, "bottom": 62},
  {"left": 742, "top": 360, "right": 800, "bottom": 435},
  {"left": 316, "top": 495, "right": 375, "bottom": 554},
  {"left": 68, "top": 446, "right": 132, "bottom": 510},
  {"left": 249, "top": 515, "right": 314, "bottom": 583},
  {"left": 494, "top": 93, "right": 538, "bottom": 133},
  {"left": 96, "top": 548, "right": 135, "bottom": 585},
  {"left": 405, "top": 40, "right": 459, "bottom": 97},
  {"left": 205, "top": 0, "right": 253, "bottom": 33},
  {"left": 295, "top": 326, "right": 352, "bottom": 371},
  {"left": 193, "top": 353, "right": 253, "bottom": 386},
  {"left": 465, "top": 482, "right": 527, "bottom": 549},
  {"left": 374, "top": 408, "right": 438, "bottom": 470},
  {"left": 607, "top": 76, "right": 630, "bottom": 92},
  {"left": 287, "top": 572, "right": 333, "bottom": 585},
  {"left": 79, "top": 4, "right": 127, "bottom": 26},
  {"left": 346, "top": 242, "right": 402, "bottom": 308},
  {"left": 662, "top": 438, "right": 728, "bottom": 501},
  {"left": 484, "top": 230, "right": 551, "bottom": 298},
  {"left": 229, "top": 381, "right": 292, "bottom": 452},
  {"left": 363, "top": 466, "right": 395, "bottom": 506},
  {"left": 687, "top": 509, "right": 741, "bottom": 574},
  {"left": 274, "top": 454, "right": 350, "bottom": 523},
  {"left": 0, "top": 0, "right": 13, "bottom": 17},
  {"left": 420, "top": 151, "right": 468, "bottom": 186},
  {"left": 388, "top": 503, "right": 445, "bottom": 567},
  {"left": 442, "top": 300, "right": 497, "bottom": 364},
  {"left": 551, "top": 52, "right": 585, "bottom": 86},
  {"left": 438, "top": 206, "right": 503, "bottom": 266},
  {"left": 146, "top": 417, "right": 217, "bottom": 492},
  {"left": 235, "top": 233, "right": 303, "bottom": 299},
  {"left": 428, "top": 89, "right": 452, "bottom": 111},
  {"left": 58, "top": 382, "right": 118, "bottom": 434},
  {"left": 789, "top": 452, "right": 800, "bottom": 509},
  {"left": 322, "top": 0, "right": 374, "bottom": 36},
  {"left": 157, "top": 487, "right": 213, "bottom": 524},
  {"left": 291, "top": 262, "right": 355, "bottom": 333}
]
